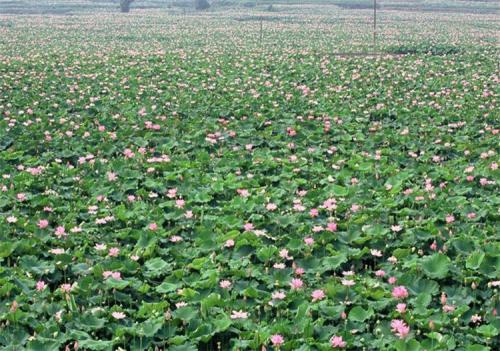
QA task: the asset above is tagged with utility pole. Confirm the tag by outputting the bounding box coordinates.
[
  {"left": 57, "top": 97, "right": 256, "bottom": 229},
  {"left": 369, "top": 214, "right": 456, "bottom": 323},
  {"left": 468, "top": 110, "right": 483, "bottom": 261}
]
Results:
[
  {"left": 373, "top": 0, "right": 377, "bottom": 48},
  {"left": 259, "top": 17, "right": 263, "bottom": 46}
]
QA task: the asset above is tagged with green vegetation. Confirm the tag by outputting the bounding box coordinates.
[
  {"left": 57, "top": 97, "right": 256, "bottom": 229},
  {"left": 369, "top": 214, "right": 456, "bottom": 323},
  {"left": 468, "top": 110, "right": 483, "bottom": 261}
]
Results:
[{"left": 0, "top": 1, "right": 498, "bottom": 350}]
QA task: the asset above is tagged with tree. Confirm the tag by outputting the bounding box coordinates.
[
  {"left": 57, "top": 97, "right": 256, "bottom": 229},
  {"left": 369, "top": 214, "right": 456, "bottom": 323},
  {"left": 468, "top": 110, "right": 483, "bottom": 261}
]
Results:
[
  {"left": 120, "top": 0, "right": 135, "bottom": 13},
  {"left": 194, "top": 0, "right": 210, "bottom": 10},
  {"left": 119, "top": 0, "right": 211, "bottom": 13}
]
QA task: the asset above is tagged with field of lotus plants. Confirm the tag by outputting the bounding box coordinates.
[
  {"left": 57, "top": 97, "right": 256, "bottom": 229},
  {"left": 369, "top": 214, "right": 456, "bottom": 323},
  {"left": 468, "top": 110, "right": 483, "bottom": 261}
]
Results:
[{"left": 0, "top": 1, "right": 499, "bottom": 350}]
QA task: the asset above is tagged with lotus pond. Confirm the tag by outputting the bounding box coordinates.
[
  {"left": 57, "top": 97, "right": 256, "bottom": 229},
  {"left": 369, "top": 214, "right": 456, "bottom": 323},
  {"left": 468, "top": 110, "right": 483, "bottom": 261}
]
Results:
[{"left": 0, "top": 1, "right": 499, "bottom": 350}]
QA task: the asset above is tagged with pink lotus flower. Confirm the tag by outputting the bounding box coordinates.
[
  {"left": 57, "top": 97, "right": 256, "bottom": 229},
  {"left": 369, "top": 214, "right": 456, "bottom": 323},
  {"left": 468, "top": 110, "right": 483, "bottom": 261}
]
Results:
[
  {"left": 230, "top": 310, "right": 248, "bottom": 319},
  {"left": 184, "top": 210, "right": 193, "bottom": 218},
  {"left": 326, "top": 222, "right": 337, "bottom": 232},
  {"left": 237, "top": 189, "right": 250, "bottom": 197},
  {"left": 148, "top": 223, "right": 158, "bottom": 231},
  {"left": 312, "top": 225, "right": 323, "bottom": 232},
  {"left": 36, "top": 280, "right": 47, "bottom": 291},
  {"left": 108, "top": 247, "right": 119, "bottom": 257},
  {"left": 290, "top": 278, "right": 304, "bottom": 290},
  {"left": 309, "top": 208, "right": 319, "bottom": 217},
  {"left": 220, "top": 280, "right": 232, "bottom": 289},
  {"left": 95, "top": 243, "right": 107, "bottom": 251},
  {"left": 107, "top": 172, "right": 117, "bottom": 181},
  {"left": 123, "top": 148, "right": 135, "bottom": 158},
  {"left": 270, "top": 334, "right": 284, "bottom": 346},
  {"left": 470, "top": 314, "right": 481, "bottom": 323},
  {"left": 243, "top": 223, "right": 254, "bottom": 231},
  {"left": 55, "top": 226, "right": 66, "bottom": 238},
  {"left": 304, "top": 237, "right": 315, "bottom": 246},
  {"left": 55, "top": 310, "right": 63, "bottom": 322},
  {"left": 295, "top": 267, "right": 305, "bottom": 275},
  {"left": 391, "top": 225, "right": 402, "bottom": 232},
  {"left": 341, "top": 279, "right": 355, "bottom": 287},
  {"left": 321, "top": 198, "right": 336, "bottom": 210},
  {"left": 170, "top": 235, "right": 183, "bottom": 242},
  {"left": 279, "top": 249, "right": 292, "bottom": 260},
  {"left": 224, "top": 239, "right": 235, "bottom": 248},
  {"left": 443, "top": 305, "right": 455, "bottom": 313},
  {"left": 103, "top": 271, "right": 122, "bottom": 280},
  {"left": 330, "top": 335, "right": 346, "bottom": 348},
  {"left": 166, "top": 188, "right": 177, "bottom": 198},
  {"left": 391, "top": 319, "right": 410, "bottom": 339},
  {"left": 38, "top": 219, "right": 49, "bottom": 229},
  {"left": 96, "top": 195, "right": 106, "bottom": 202},
  {"left": 60, "top": 284, "right": 72, "bottom": 293},
  {"left": 175, "top": 199, "right": 185, "bottom": 208},
  {"left": 396, "top": 303, "right": 407, "bottom": 313},
  {"left": 266, "top": 203, "right": 277, "bottom": 211},
  {"left": 112, "top": 311, "right": 126, "bottom": 320},
  {"left": 445, "top": 214, "right": 455, "bottom": 224},
  {"left": 272, "top": 291, "right": 286, "bottom": 300},
  {"left": 392, "top": 286, "right": 409, "bottom": 299},
  {"left": 293, "top": 203, "right": 305, "bottom": 211},
  {"left": 311, "top": 289, "right": 326, "bottom": 302}
]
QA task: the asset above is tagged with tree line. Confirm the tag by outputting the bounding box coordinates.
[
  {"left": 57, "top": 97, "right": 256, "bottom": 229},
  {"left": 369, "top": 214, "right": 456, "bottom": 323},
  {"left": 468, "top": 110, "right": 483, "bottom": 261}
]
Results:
[{"left": 120, "top": 0, "right": 211, "bottom": 13}]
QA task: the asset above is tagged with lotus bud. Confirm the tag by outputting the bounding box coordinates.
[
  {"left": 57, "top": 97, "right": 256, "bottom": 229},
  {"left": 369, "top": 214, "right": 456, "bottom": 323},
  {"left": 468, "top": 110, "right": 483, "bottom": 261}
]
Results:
[
  {"left": 10, "top": 300, "right": 18, "bottom": 312},
  {"left": 164, "top": 310, "right": 172, "bottom": 320},
  {"left": 440, "top": 292, "right": 447, "bottom": 305}
]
